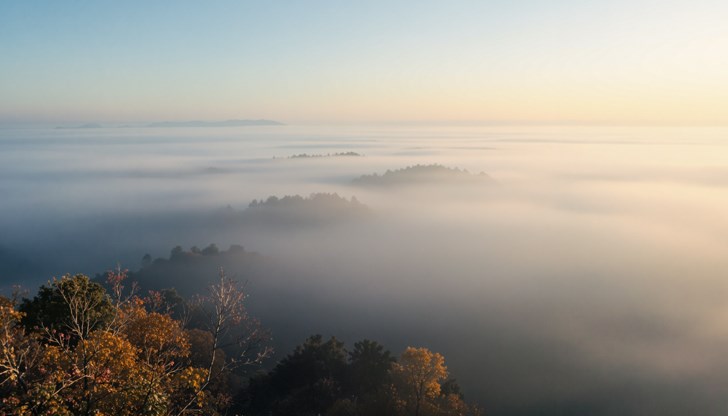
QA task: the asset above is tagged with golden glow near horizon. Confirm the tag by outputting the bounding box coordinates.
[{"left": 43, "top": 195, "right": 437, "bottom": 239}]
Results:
[{"left": 1, "top": 1, "right": 727, "bottom": 125}]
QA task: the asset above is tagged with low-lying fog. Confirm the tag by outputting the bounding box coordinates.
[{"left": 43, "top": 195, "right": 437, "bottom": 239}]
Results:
[{"left": 2, "top": 124, "right": 728, "bottom": 414}]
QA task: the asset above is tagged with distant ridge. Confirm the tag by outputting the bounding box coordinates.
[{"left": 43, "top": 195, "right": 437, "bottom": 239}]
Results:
[
  {"left": 146, "top": 119, "right": 284, "bottom": 127},
  {"left": 55, "top": 123, "right": 103, "bottom": 129},
  {"left": 287, "top": 152, "right": 362, "bottom": 159},
  {"left": 352, "top": 164, "right": 494, "bottom": 187}
]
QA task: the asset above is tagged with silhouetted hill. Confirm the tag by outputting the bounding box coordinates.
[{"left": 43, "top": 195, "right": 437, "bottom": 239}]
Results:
[
  {"left": 146, "top": 119, "right": 284, "bottom": 127},
  {"left": 96, "top": 244, "right": 265, "bottom": 296},
  {"left": 91, "top": 194, "right": 370, "bottom": 293},
  {"left": 214, "top": 193, "right": 370, "bottom": 229},
  {"left": 352, "top": 164, "right": 494, "bottom": 187}
]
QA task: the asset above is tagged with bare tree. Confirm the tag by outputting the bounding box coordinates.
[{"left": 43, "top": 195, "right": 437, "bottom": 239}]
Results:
[{"left": 173, "top": 268, "right": 272, "bottom": 415}]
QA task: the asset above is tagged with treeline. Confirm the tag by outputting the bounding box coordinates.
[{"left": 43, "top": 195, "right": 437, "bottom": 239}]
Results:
[
  {"left": 214, "top": 193, "right": 370, "bottom": 229},
  {"left": 285, "top": 152, "right": 362, "bottom": 158},
  {"left": 239, "top": 335, "right": 482, "bottom": 416},
  {"left": 352, "top": 164, "right": 493, "bottom": 187},
  {"left": 1, "top": 271, "right": 481, "bottom": 415},
  {"left": 118, "top": 244, "right": 264, "bottom": 295}
]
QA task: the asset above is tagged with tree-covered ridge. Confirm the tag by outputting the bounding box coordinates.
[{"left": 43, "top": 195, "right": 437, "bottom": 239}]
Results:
[
  {"left": 200, "top": 193, "right": 369, "bottom": 231},
  {"left": 241, "top": 193, "right": 370, "bottom": 227},
  {"left": 103, "top": 244, "right": 263, "bottom": 296},
  {"left": 352, "top": 164, "right": 493, "bottom": 187},
  {"left": 238, "top": 335, "right": 482, "bottom": 416},
  {"left": 248, "top": 193, "right": 365, "bottom": 210}
]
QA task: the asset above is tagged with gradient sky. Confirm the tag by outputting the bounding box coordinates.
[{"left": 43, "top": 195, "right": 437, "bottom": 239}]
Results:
[{"left": 1, "top": 0, "right": 727, "bottom": 125}]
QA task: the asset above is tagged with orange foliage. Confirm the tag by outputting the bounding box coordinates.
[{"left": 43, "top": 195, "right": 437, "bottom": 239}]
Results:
[
  {"left": 123, "top": 304, "right": 190, "bottom": 365},
  {"left": 393, "top": 347, "right": 449, "bottom": 416},
  {"left": 0, "top": 271, "right": 268, "bottom": 416}
]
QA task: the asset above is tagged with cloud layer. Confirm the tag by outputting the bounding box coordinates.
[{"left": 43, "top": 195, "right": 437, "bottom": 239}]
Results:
[{"left": 2, "top": 124, "right": 728, "bottom": 414}]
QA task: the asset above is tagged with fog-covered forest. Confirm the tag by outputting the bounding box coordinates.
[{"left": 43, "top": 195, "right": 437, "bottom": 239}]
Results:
[{"left": 3, "top": 125, "right": 728, "bottom": 414}]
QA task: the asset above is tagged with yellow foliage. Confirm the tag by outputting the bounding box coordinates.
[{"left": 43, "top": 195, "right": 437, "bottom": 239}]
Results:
[
  {"left": 122, "top": 305, "right": 190, "bottom": 365},
  {"left": 392, "top": 347, "right": 449, "bottom": 416},
  {"left": 177, "top": 366, "right": 209, "bottom": 391},
  {"left": 1, "top": 273, "right": 267, "bottom": 416},
  {"left": 394, "top": 347, "right": 448, "bottom": 399},
  {"left": 2, "top": 303, "right": 200, "bottom": 415}
]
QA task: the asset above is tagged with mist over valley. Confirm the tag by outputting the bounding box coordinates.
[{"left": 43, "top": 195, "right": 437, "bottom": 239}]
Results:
[{"left": 2, "top": 124, "right": 728, "bottom": 414}]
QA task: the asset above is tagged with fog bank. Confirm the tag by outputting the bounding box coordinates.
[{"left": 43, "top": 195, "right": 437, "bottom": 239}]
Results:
[{"left": 2, "top": 124, "right": 728, "bottom": 414}]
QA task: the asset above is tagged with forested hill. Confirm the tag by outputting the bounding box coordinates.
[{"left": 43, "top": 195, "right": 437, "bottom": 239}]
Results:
[
  {"left": 240, "top": 193, "right": 370, "bottom": 227},
  {"left": 352, "top": 164, "right": 494, "bottom": 187},
  {"left": 95, "top": 244, "right": 265, "bottom": 296}
]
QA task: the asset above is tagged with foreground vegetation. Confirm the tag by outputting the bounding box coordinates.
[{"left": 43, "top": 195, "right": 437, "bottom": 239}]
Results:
[
  {"left": 238, "top": 336, "right": 482, "bottom": 416},
  {"left": 1, "top": 272, "right": 481, "bottom": 415}
]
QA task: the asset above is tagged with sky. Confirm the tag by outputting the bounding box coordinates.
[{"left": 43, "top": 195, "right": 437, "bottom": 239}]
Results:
[{"left": 1, "top": 0, "right": 727, "bottom": 125}]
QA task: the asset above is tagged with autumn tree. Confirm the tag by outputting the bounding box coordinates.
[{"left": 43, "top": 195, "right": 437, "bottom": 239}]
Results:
[
  {"left": 19, "top": 274, "right": 114, "bottom": 340},
  {"left": 175, "top": 269, "right": 272, "bottom": 414},
  {"left": 393, "top": 347, "right": 449, "bottom": 416},
  {"left": 0, "top": 292, "right": 47, "bottom": 413},
  {"left": 0, "top": 269, "right": 270, "bottom": 416},
  {"left": 392, "top": 347, "right": 481, "bottom": 416}
]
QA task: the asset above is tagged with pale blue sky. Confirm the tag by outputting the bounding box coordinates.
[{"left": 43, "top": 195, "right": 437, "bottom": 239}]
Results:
[{"left": 2, "top": 1, "right": 727, "bottom": 124}]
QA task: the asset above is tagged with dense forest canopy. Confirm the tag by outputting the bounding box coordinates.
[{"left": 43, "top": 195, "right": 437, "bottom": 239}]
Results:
[{"left": 1, "top": 271, "right": 481, "bottom": 415}]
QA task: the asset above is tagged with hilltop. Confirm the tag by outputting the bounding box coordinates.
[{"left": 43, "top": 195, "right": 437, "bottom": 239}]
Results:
[{"left": 352, "top": 164, "right": 494, "bottom": 187}]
